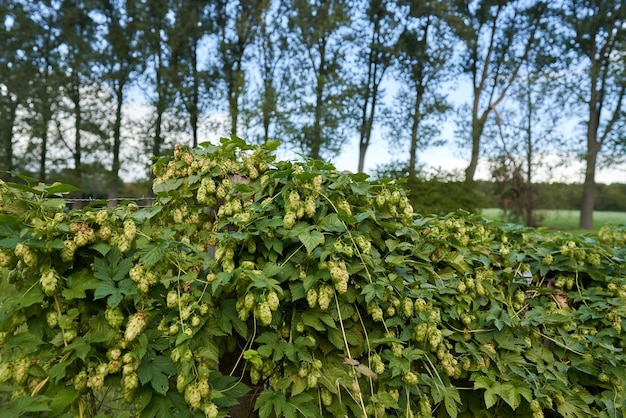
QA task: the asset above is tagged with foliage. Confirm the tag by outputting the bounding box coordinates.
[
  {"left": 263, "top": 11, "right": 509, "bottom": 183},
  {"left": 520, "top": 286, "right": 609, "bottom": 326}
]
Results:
[
  {"left": 1, "top": 137, "right": 626, "bottom": 417},
  {"left": 373, "top": 161, "right": 482, "bottom": 214},
  {"left": 481, "top": 208, "right": 626, "bottom": 232}
]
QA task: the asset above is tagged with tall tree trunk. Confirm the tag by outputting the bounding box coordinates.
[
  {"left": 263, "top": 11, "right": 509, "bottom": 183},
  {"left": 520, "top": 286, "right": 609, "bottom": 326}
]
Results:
[
  {"left": 229, "top": 81, "right": 238, "bottom": 137},
  {"left": 580, "top": 144, "right": 598, "bottom": 230},
  {"left": 0, "top": 100, "right": 18, "bottom": 180},
  {"left": 39, "top": 110, "right": 50, "bottom": 183},
  {"left": 109, "top": 87, "right": 123, "bottom": 205},
  {"left": 262, "top": 79, "right": 272, "bottom": 143},
  {"left": 524, "top": 84, "right": 535, "bottom": 227},
  {"left": 227, "top": 61, "right": 242, "bottom": 137},
  {"left": 358, "top": 28, "right": 375, "bottom": 173},
  {"left": 580, "top": 105, "right": 600, "bottom": 230},
  {"left": 71, "top": 74, "right": 83, "bottom": 208},
  {"left": 190, "top": 44, "right": 199, "bottom": 148},
  {"left": 153, "top": 51, "right": 166, "bottom": 163},
  {"left": 465, "top": 118, "right": 482, "bottom": 183},
  {"left": 311, "top": 40, "right": 326, "bottom": 160},
  {"left": 358, "top": 64, "right": 381, "bottom": 173},
  {"left": 408, "top": 92, "right": 422, "bottom": 180}
]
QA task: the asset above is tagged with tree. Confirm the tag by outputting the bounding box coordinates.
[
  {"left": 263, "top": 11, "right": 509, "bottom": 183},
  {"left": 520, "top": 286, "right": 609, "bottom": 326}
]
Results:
[
  {"left": 487, "top": 72, "right": 563, "bottom": 226},
  {"left": 99, "top": 0, "right": 143, "bottom": 202},
  {"left": 22, "top": 0, "right": 63, "bottom": 183},
  {"left": 355, "top": 0, "right": 400, "bottom": 172},
  {"left": 0, "top": 1, "right": 32, "bottom": 179},
  {"left": 57, "top": 0, "right": 100, "bottom": 204},
  {"left": 485, "top": 11, "right": 563, "bottom": 227},
  {"left": 243, "top": 0, "right": 290, "bottom": 144},
  {"left": 169, "top": 0, "right": 211, "bottom": 148},
  {"left": 449, "top": 0, "right": 546, "bottom": 184},
  {"left": 386, "top": 0, "right": 453, "bottom": 180},
  {"left": 138, "top": 0, "right": 175, "bottom": 168},
  {"left": 561, "top": 0, "right": 626, "bottom": 229},
  {"left": 284, "top": 0, "right": 356, "bottom": 159},
  {"left": 214, "top": 0, "right": 262, "bottom": 137}
]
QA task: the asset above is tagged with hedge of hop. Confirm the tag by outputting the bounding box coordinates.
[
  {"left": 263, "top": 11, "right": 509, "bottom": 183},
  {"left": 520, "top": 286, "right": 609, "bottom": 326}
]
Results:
[{"left": 1, "top": 136, "right": 626, "bottom": 418}]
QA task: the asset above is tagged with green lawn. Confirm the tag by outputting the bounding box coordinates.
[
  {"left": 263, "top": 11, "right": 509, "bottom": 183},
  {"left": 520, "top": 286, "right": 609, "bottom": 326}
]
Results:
[{"left": 479, "top": 208, "right": 626, "bottom": 232}]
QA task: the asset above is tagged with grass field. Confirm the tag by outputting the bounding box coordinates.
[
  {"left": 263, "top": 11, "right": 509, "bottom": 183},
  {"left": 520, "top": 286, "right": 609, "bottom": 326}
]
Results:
[{"left": 479, "top": 208, "right": 626, "bottom": 232}]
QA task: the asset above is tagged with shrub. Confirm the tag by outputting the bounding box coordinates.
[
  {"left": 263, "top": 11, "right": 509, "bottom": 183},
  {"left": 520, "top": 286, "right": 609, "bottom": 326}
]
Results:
[{"left": 1, "top": 136, "right": 625, "bottom": 417}]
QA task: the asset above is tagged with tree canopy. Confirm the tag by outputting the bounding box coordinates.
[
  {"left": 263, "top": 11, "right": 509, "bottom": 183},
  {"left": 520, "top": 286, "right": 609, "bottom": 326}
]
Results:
[{"left": 1, "top": 0, "right": 625, "bottom": 228}]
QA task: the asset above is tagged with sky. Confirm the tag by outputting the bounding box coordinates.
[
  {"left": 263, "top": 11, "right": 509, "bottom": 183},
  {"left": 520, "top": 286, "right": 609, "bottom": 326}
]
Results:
[
  {"left": 328, "top": 136, "right": 626, "bottom": 185},
  {"left": 120, "top": 89, "right": 626, "bottom": 186}
]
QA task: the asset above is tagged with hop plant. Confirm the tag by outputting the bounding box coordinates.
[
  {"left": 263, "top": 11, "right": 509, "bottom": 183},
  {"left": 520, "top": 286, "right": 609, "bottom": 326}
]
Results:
[
  {"left": 61, "top": 240, "right": 77, "bottom": 262},
  {"left": 266, "top": 291, "right": 280, "bottom": 311},
  {"left": 12, "top": 358, "right": 30, "bottom": 384},
  {"left": 105, "top": 306, "right": 125, "bottom": 329},
  {"left": 124, "top": 312, "right": 147, "bottom": 342},
  {"left": 40, "top": 268, "right": 58, "bottom": 295},
  {"left": 306, "top": 288, "right": 318, "bottom": 308},
  {"left": 318, "top": 285, "right": 334, "bottom": 311},
  {"left": 255, "top": 302, "right": 273, "bottom": 326}
]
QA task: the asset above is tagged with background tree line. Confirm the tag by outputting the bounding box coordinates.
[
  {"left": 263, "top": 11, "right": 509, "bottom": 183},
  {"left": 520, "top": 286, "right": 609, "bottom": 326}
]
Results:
[{"left": 1, "top": 0, "right": 625, "bottom": 228}]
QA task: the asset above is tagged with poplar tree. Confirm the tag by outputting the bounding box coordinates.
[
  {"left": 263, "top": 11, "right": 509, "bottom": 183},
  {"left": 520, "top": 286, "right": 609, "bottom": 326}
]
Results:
[
  {"left": 169, "top": 0, "right": 211, "bottom": 148},
  {"left": 449, "top": 0, "right": 546, "bottom": 184},
  {"left": 561, "top": 0, "right": 626, "bottom": 229},
  {"left": 139, "top": 0, "right": 175, "bottom": 164},
  {"left": 214, "top": 0, "right": 262, "bottom": 137},
  {"left": 0, "top": 1, "right": 32, "bottom": 179},
  {"left": 244, "top": 0, "right": 290, "bottom": 144},
  {"left": 22, "top": 0, "right": 62, "bottom": 183},
  {"left": 99, "top": 0, "right": 142, "bottom": 201},
  {"left": 386, "top": 0, "right": 453, "bottom": 180},
  {"left": 355, "top": 0, "right": 400, "bottom": 172},
  {"left": 57, "top": 0, "right": 99, "bottom": 199},
  {"left": 284, "top": 0, "right": 355, "bottom": 160}
]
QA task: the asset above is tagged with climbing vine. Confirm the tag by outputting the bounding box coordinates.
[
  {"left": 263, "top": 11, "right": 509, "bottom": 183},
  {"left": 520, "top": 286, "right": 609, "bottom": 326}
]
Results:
[{"left": 1, "top": 136, "right": 625, "bottom": 417}]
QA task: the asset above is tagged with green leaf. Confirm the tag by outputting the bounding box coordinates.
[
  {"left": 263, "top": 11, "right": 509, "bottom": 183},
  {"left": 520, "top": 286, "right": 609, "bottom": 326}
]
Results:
[
  {"left": 209, "top": 374, "right": 250, "bottom": 408},
  {"left": 218, "top": 299, "right": 248, "bottom": 337},
  {"left": 361, "top": 282, "right": 385, "bottom": 303},
  {"left": 47, "top": 385, "right": 79, "bottom": 416},
  {"left": 153, "top": 178, "right": 183, "bottom": 193},
  {"left": 326, "top": 327, "right": 361, "bottom": 350},
  {"left": 354, "top": 210, "right": 375, "bottom": 223},
  {"left": 94, "top": 247, "right": 134, "bottom": 282},
  {"left": 319, "top": 213, "right": 346, "bottom": 232},
  {"left": 63, "top": 338, "right": 91, "bottom": 360},
  {"left": 138, "top": 239, "right": 170, "bottom": 268},
  {"left": 24, "top": 237, "right": 65, "bottom": 250},
  {"left": 255, "top": 390, "right": 316, "bottom": 418},
  {"left": 256, "top": 390, "right": 278, "bottom": 418},
  {"left": 3, "top": 332, "right": 44, "bottom": 358},
  {"left": 557, "top": 393, "right": 593, "bottom": 418},
  {"left": 137, "top": 355, "right": 177, "bottom": 396},
  {"left": 498, "top": 381, "right": 532, "bottom": 410},
  {"left": 291, "top": 375, "right": 307, "bottom": 396},
  {"left": 62, "top": 271, "right": 100, "bottom": 300},
  {"left": 474, "top": 376, "right": 498, "bottom": 408},
  {"left": 298, "top": 230, "right": 325, "bottom": 254},
  {"left": 443, "top": 385, "right": 461, "bottom": 418},
  {"left": 8, "top": 395, "right": 51, "bottom": 416},
  {"left": 45, "top": 183, "right": 82, "bottom": 194},
  {"left": 48, "top": 360, "right": 71, "bottom": 384},
  {"left": 301, "top": 311, "right": 326, "bottom": 331},
  {"left": 350, "top": 182, "right": 371, "bottom": 195},
  {"left": 93, "top": 281, "right": 121, "bottom": 306},
  {"left": 17, "top": 286, "right": 45, "bottom": 310},
  {"left": 474, "top": 376, "right": 531, "bottom": 411}
]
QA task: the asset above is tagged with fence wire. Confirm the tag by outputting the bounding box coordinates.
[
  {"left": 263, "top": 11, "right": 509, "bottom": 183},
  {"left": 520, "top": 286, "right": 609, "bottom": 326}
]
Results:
[{"left": 63, "top": 196, "right": 156, "bottom": 209}]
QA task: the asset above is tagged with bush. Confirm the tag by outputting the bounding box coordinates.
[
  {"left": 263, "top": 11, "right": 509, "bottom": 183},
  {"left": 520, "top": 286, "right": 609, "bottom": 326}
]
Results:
[
  {"left": 372, "top": 162, "right": 484, "bottom": 214},
  {"left": 1, "top": 136, "right": 625, "bottom": 417}
]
